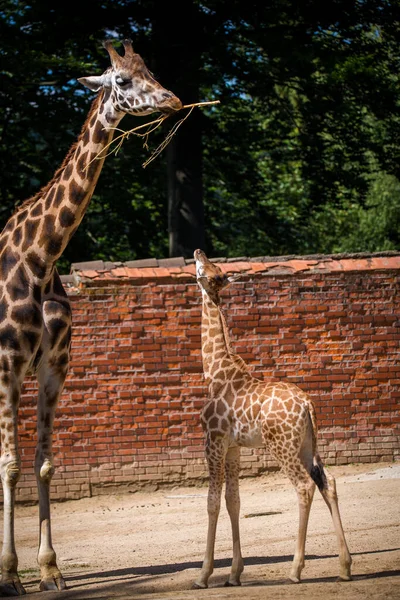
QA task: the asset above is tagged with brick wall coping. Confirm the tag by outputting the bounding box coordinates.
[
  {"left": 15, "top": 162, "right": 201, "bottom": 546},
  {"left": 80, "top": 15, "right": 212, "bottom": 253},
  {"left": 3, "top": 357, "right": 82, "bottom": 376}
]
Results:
[{"left": 60, "top": 251, "right": 400, "bottom": 290}]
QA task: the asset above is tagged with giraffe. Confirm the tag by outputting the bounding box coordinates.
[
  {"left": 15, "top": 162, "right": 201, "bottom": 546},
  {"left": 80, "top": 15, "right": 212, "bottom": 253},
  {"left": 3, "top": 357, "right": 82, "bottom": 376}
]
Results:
[
  {"left": 192, "top": 249, "right": 352, "bottom": 589},
  {"left": 0, "top": 39, "right": 181, "bottom": 596}
]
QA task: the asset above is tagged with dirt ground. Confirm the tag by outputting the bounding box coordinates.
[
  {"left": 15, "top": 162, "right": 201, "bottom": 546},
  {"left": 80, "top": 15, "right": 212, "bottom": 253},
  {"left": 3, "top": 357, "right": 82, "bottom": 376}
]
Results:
[{"left": 8, "top": 462, "right": 400, "bottom": 600}]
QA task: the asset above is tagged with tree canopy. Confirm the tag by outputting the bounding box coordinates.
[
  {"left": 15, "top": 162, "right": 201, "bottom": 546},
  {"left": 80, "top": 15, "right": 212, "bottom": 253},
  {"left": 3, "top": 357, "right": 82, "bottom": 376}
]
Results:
[{"left": 1, "top": 0, "right": 399, "bottom": 271}]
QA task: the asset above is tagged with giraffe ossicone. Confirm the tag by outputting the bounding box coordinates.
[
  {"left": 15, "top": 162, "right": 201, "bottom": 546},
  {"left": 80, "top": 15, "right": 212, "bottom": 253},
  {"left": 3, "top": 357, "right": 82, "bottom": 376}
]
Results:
[
  {"left": 192, "top": 249, "right": 352, "bottom": 589},
  {"left": 0, "top": 40, "right": 181, "bottom": 596}
]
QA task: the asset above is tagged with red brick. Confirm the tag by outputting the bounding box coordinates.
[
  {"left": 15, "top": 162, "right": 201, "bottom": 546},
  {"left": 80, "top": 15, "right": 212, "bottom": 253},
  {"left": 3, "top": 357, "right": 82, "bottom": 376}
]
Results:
[{"left": 5, "top": 258, "right": 398, "bottom": 503}]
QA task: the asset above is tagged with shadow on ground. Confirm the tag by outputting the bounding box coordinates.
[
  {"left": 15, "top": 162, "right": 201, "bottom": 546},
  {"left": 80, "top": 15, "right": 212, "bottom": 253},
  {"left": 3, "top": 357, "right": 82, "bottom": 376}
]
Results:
[{"left": 25, "top": 547, "right": 400, "bottom": 599}]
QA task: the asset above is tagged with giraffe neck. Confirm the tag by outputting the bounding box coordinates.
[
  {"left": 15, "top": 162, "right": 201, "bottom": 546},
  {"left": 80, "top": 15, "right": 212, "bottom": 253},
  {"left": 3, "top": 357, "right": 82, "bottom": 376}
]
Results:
[
  {"left": 201, "top": 293, "right": 235, "bottom": 382},
  {"left": 0, "top": 90, "right": 124, "bottom": 280}
]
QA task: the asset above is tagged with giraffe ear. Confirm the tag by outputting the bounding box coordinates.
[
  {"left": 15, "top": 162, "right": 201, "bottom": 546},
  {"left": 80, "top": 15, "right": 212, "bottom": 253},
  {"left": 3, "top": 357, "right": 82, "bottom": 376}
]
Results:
[
  {"left": 77, "top": 75, "right": 106, "bottom": 92},
  {"left": 227, "top": 273, "right": 241, "bottom": 283}
]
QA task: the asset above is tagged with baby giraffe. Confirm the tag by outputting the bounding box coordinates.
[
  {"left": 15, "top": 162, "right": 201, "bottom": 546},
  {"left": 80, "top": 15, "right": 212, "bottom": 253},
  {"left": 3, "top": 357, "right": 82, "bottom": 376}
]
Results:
[{"left": 193, "top": 249, "right": 352, "bottom": 588}]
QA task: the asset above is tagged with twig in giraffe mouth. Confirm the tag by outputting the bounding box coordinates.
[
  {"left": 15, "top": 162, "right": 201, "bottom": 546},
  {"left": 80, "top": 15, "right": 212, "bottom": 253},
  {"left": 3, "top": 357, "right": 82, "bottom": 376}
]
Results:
[{"left": 87, "top": 100, "right": 220, "bottom": 169}]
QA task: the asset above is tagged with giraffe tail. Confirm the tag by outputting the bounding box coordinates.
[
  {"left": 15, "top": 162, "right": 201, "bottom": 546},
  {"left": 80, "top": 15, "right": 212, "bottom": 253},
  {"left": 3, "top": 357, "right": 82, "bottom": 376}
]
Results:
[{"left": 307, "top": 402, "right": 327, "bottom": 492}]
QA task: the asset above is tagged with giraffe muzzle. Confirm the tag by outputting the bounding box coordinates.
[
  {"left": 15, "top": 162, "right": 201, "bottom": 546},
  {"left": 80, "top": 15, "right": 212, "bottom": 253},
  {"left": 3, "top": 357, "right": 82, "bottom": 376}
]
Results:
[{"left": 159, "top": 94, "right": 183, "bottom": 115}]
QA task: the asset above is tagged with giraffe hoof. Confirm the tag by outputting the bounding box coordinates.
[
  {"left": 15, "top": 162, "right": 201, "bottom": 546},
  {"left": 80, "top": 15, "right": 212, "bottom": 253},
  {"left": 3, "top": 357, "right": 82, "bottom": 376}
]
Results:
[
  {"left": 192, "top": 582, "right": 208, "bottom": 590},
  {"left": 39, "top": 575, "right": 67, "bottom": 591},
  {"left": 224, "top": 580, "right": 241, "bottom": 587},
  {"left": 338, "top": 575, "right": 352, "bottom": 582},
  {"left": 287, "top": 576, "right": 301, "bottom": 584},
  {"left": 0, "top": 581, "right": 26, "bottom": 596}
]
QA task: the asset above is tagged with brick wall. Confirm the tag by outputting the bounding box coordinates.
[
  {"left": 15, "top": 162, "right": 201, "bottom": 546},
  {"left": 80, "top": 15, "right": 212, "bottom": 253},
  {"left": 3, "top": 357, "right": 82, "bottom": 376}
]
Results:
[{"left": 12, "top": 253, "right": 400, "bottom": 502}]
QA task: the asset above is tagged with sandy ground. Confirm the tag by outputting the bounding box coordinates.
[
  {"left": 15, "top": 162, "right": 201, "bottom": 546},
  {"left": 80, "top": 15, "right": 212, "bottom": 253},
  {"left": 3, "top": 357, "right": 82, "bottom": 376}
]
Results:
[{"left": 6, "top": 462, "right": 400, "bottom": 600}]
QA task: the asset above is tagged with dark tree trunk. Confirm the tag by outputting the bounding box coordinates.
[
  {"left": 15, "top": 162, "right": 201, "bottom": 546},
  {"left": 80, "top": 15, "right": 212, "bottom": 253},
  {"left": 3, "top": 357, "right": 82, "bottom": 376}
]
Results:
[
  {"left": 151, "top": 0, "right": 205, "bottom": 258},
  {"left": 167, "top": 111, "right": 205, "bottom": 257}
]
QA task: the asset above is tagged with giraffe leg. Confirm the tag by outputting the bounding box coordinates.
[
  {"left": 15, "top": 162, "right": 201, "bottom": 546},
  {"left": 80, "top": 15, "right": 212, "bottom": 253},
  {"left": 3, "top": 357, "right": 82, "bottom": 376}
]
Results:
[
  {"left": 34, "top": 299, "right": 70, "bottom": 592},
  {"left": 286, "top": 468, "right": 315, "bottom": 583},
  {"left": 193, "top": 441, "right": 226, "bottom": 589},
  {"left": 289, "top": 481, "right": 315, "bottom": 583},
  {"left": 318, "top": 467, "right": 352, "bottom": 581},
  {"left": 35, "top": 364, "right": 67, "bottom": 592},
  {"left": 0, "top": 383, "right": 26, "bottom": 596},
  {"left": 224, "top": 446, "right": 243, "bottom": 587}
]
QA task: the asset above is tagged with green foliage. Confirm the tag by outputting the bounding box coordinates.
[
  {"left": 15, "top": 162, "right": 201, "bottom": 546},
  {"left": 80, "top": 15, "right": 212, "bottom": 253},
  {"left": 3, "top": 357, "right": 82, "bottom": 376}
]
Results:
[
  {"left": 1, "top": 0, "right": 399, "bottom": 271},
  {"left": 337, "top": 171, "right": 400, "bottom": 252}
]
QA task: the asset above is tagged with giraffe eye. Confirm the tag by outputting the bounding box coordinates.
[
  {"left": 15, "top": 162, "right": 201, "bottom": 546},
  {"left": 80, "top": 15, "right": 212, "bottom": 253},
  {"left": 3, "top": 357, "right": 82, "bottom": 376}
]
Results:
[{"left": 116, "top": 76, "right": 131, "bottom": 87}]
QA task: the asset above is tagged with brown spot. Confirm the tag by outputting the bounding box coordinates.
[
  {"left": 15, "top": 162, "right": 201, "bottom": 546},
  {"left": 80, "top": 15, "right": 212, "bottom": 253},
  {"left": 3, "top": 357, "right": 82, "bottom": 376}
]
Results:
[
  {"left": 69, "top": 179, "right": 84, "bottom": 205},
  {"left": 202, "top": 402, "right": 215, "bottom": 421},
  {"left": 76, "top": 151, "right": 89, "bottom": 176},
  {"left": 3, "top": 219, "right": 14, "bottom": 233},
  {"left": 63, "top": 162, "right": 73, "bottom": 181},
  {"left": 276, "top": 410, "right": 287, "bottom": 421},
  {"left": 54, "top": 184, "right": 65, "bottom": 208},
  {"left": 82, "top": 127, "right": 90, "bottom": 145},
  {"left": 0, "top": 325, "right": 20, "bottom": 351},
  {"left": 22, "top": 219, "right": 40, "bottom": 252},
  {"left": 45, "top": 234, "right": 63, "bottom": 257},
  {"left": 225, "top": 387, "right": 234, "bottom": 403},
  {"left": 59, "top": 206, "right": 76, "bottom": 228},
  {"left": 232, "top": 379, "right": 244, "bottom": 391},
  {"left": 92, "top": 121, "right": 107, "bottom": 144},
  {"left": 44, "top": 188, "right": 55, "bottom": 211},
  {"left": 216, "top": 400, "right": 227, "bottom": 416},
  {"left": 0, "top": 235, "right": 9, "bottom": 253},
  {"left": 0, "top": 247, "right": 19, "bottom": 279},
  {"left": 39, "top": 214, "right": 55, "bottom": 246},
  {"left": 16, "top": 210, "right": 28, "bottom": 225},
  {"left": 11, "top": 304, "right": 41, "bottom": 328},
  {"left": 203, "top": 342, "right": 212, "bottom": 354},
  {"left": 209, "top": 416, "right": 219, "bottom": 429},
  {"left": 210, "top": 363, "right": 220, "bottom": 376},
  {"left": 210, "top": 381, "right": 225, "bottom": 397},
  {"left": 284, "top": 398, "right": 294, "bottom": 411},
  {"left": 6, "top": 264, "right": 29, "bottom": 301},
  {"left": 220, "top": 418, "right": 229, "bottom": 432},
  {"left": 12, "top": 227, "right": 22, "bottom": 247},
  {"left": 0, "top": 297, "right": 8, "bottom": 323},
  {"left": 31, "top": 203, "right": 43, "bottom": 218},
  {"left": 0, "top": 357, "right": 10, "bottom": 372},
  {"left": 26, "top": 251, "right": 47, "bottom": 279}
]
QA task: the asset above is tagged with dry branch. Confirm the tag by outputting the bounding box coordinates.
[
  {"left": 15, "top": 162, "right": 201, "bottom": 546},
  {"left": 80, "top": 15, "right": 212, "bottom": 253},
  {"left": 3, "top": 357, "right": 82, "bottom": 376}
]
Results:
[{"left": 87, "top": 100, "right": 220, "bottom": 170}]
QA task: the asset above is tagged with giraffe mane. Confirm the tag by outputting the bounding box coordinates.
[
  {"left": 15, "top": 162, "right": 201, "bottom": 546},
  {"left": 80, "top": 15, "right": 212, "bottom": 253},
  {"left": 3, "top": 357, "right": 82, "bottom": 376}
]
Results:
[{"left": 13, "top": 89, "right": 105, "bottom": 215}]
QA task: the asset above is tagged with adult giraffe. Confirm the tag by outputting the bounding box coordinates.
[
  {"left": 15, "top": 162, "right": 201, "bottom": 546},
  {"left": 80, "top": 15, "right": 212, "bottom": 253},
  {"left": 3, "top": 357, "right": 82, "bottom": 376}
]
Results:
[
  {"left": 192, "top": 249, "right": 352, "bottom": 589},
  {"left": 0, "top": 39, "right": 181, "bottom": 595}
]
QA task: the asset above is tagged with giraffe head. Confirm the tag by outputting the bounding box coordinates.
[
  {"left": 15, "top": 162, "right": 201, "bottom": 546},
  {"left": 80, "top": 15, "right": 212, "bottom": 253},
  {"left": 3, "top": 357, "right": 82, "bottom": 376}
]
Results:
[
  {"left": 194, "top": 249, "right": 238, "bottom": 305},
  {"left": 78, "top": 39, "right": 182, "bottom": 117}
]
